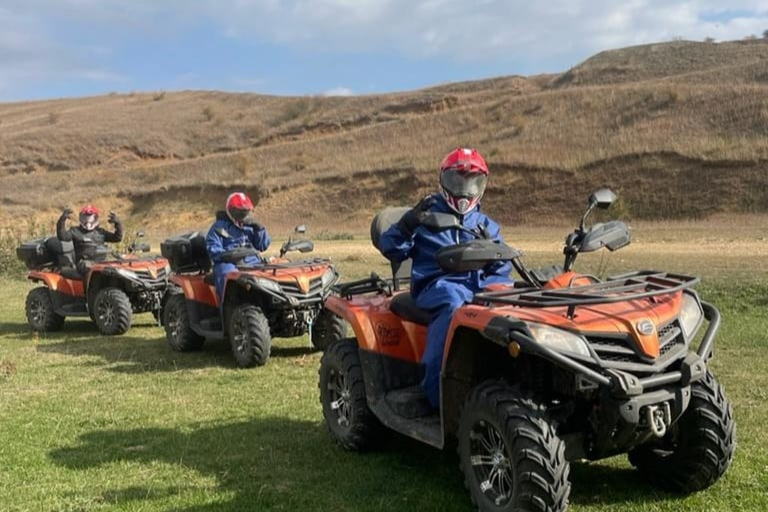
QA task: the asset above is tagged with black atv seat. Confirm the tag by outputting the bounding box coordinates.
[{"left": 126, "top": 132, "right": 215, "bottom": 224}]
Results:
[
  {"left": 370, "top": 206, "right": 411, "bottom": 291},
  {"left": 390, "top": 292, "right": 431, "bottom": 326},
  {"left": 59, "top": 267, "right": 84, "bottom": 281}
]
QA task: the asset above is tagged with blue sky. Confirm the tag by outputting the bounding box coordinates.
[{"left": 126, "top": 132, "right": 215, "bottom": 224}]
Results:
[{"left": 1, "top": 0, "right": 768, "bottom": 102}]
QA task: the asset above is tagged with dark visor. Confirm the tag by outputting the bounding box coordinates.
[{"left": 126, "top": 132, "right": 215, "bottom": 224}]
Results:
[{"left": 440, "top": 169, "right": 487, "bottom": 198}]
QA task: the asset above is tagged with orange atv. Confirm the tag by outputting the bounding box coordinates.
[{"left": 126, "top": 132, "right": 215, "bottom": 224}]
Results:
[
  {"left": 160, "top": 226, "right": 345, "bottom": 368},
  {"left": 319, "top": 189, "right": 735, "bottom": 512},
  {"left": 18, "top": 233, "right": 170, "bottom": 335}
]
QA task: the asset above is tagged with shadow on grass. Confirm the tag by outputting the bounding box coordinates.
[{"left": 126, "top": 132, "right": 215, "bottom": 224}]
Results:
[
  {"left": 48, "top": 417, "right": 681, "bottom": 512},
  {"left": 49, "top": 418, "right": 466, "bottom": 512}
]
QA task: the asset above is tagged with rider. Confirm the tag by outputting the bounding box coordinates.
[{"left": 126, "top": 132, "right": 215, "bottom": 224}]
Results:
[
  {"left": 57, "top": 205, "right": 123, "bottom": 275},
  {"left": 206, "top": 191, "right": 271, "bottom": 302},
  {"left": 378, "top": 147, "right": 513, "bottom": 408}
]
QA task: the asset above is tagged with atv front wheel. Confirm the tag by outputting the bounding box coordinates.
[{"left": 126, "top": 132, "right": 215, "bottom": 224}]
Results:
[
  {"left": 628, "top": 370, "right": 735, "bottom": 492},
  {"left": 311, "top": 309, "right": 349, "bottom": 351},
  {"left": 93, "top": 287, "right": 132, "bottom": 335},
  {"left": 319, "top": 339, "right": 383, "bottom": 451},
  {"left": 25, "top": 287, "right": 65, "bottom": 332},
  {"left": 229, "top": 304, "right": 271, "bottom": 367},
  {"left": 458, "top": 381, "right": 570, "bottom": 512},
  {"left": 164, "top": 293, "right": 204, "bottom": 352}
]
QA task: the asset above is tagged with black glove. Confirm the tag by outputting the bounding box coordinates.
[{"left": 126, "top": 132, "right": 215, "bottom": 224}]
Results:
[
  {"left": 242, "top": 216, "right": 264, "bottom": 230},
  {"left": 398, "top": 196, "right": 436, "bottom": 236},
  {"left": 60, "top": 207, "right": 73, "bottom": 221},
  {"left": 108, "top": 211, "right": 120, "bottom": 225}
]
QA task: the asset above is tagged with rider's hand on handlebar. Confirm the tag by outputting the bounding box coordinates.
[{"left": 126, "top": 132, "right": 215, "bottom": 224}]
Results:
[{"left": 399, "top": 195, "right": 436, "bottom": 236}]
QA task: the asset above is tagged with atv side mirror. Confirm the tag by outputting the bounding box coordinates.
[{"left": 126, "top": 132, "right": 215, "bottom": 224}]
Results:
[
  {"left": 281, "top": 239, "right": 314, "bottom": 255},
  {"left": 588, "top": 188, "right": 617, "bottom": 210},
  {"left": 294, "top": 224, "right": 307, "bottom": 234},
  {"left": 135, "top": 230, "right": 146, "bottom": 238},
  {"left": 421, "top": 212, "right": 460, "bottom": 232}
]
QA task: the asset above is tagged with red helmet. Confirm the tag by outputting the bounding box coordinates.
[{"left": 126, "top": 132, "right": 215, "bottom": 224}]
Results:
[
  {"left": 79, "top": 204, "right": 100, "bottom": 231},
  {"left": 226, "top": 192, "right": 254, "bottom": 225},
  {"left": 438, "top": 147, "right": 489, "bottom": 214}
]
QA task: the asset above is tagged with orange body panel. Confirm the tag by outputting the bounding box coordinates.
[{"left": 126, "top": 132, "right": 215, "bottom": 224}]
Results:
[
  {"left": 171, "top": 274, "right": 219, "bottom": 307},
  {"left": 28, "top": 270, "right": 84, "bottom": 297},
  {"left": 328, "top": 272, "right": 685, "bottom": 365},
  {"left": 325, "top": 294, "right": 427, "bottom": 363}
]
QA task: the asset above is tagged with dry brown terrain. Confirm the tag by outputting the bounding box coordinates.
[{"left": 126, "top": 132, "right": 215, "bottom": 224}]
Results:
[{"left": 2, "top": 39, "right": 768, "bottom": 233}]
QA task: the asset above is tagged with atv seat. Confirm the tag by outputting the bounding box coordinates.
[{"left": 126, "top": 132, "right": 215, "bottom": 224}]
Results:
[
  {"left": 390, "top": 292, "right": 431, "bottom": 326},
  {"left": 370, "top": 207, "right": 411, "bottom": 291},
  {"left": 59, "top": 267, "right": 84, "bottom": 281}
]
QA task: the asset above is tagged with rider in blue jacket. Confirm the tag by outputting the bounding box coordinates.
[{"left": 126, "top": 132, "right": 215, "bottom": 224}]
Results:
[
  {"left": 379, "top": 148, "right": 513, "bottom": 408},
  {"left": 206, "top": 192, "right": 271, "bottom": 302}
]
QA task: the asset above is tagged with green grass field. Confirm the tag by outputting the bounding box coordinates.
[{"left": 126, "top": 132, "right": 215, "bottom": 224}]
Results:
[{"left": 1, "top": 236, "right": 767, "bottom": 512}]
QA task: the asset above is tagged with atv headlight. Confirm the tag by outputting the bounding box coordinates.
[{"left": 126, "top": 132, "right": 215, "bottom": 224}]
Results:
[
  {"left": 679, "top": 293, "right": 703, "bottom": 339},
  {"left": 254, "top": 277, "right": 283, "bottom": 295},
  {"left": 526, "top": 323, "right": 592, "bottom": 358},
  {"left": 321, "top": 267, "right": 338, "bottom": 289}
]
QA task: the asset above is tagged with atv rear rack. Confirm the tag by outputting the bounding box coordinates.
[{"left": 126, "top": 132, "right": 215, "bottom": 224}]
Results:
[
  {"left": 334, "top": 273, "right": 392, "bottom": 299},
  {"left": 475, "top": 271, "right": 699, "bottom": 318}
]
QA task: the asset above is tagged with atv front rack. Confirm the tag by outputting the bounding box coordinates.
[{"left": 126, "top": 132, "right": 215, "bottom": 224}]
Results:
[
  {"left": 334, "top": 273, "right": 392, "bottom": 299},
  {"left": 475, "top": 271, "right": 699, "bottom": 318}
]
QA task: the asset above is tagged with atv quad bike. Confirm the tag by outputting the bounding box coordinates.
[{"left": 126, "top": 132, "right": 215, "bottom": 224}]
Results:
[
  {"left": 319, "top": 189, "right": 735, "bottom": 512},
  {"left": 18, "top": 232, "right": 170, "bottom": 335},
  {"left": 160, "top": 226, "right": 346, "bottom": 368}
]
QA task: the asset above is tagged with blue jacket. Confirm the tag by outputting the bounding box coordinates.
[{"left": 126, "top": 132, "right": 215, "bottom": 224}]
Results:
[
  {"left": 378, "top": 194, "right": 513, "bottom": 297},
  {"left": 206, "top": 212, "right": 271, "bottom": 266}
]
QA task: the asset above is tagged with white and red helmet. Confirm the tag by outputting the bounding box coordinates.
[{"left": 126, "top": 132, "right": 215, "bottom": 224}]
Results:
[
  {"left": 438, "top": 147, "right": 489, "bottom": 214},
  {"left": 225, "top": 192, "right": 254, "bottom": 225},
  {"left": 79, "top": 204, "right": 100, "bottom": 231}
]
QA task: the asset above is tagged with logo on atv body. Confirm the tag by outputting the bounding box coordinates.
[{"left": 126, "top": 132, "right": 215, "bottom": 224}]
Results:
[
  {"left": 375, "top": 323, "right": 402, "bottom": 346},
  {"left": 636, "top": 319, "right": 655, "bottom": 335}
]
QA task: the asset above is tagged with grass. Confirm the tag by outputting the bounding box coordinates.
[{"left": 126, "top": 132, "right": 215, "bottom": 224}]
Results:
[{"left": 1, "top": 233, "right": 767, "bottom": 512}]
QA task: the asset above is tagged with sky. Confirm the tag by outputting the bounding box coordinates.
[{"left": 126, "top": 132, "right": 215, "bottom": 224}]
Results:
[{"left": 1, "top": 0, "right": 768, "bottom": 102}]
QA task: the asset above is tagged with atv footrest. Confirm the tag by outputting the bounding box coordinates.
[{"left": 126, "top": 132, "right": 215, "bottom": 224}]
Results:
[{"left": 385, "top": 386, "right": 434, "bottom": 419}]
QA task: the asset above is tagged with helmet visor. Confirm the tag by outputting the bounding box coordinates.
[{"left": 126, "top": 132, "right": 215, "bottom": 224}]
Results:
[
  {"left": 440, "top": 169, "right": 487, "bottom": 199},
  {"left": 79, "top": 212, "right": 99, "bottom": 231},
  {"left": 228, "top": 206, "right": 252, "bottom": 223}
]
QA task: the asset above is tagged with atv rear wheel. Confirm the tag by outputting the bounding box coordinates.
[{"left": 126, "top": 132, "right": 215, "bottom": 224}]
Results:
[
  {"left": 628, "top": 370, "right": 735, "bottom": 493},
  {"left": 458, "top": 381, "right": 570, "bottom": 512},
  {"left": 229, "top": 304, "right": 271, "bottom": 367},
  {"left": 164, "top": 293, "right": 204, "bottom": 352},
  {"left": 93, "top": 287, "right": 132, "bottom": 335},
  {"left": 311, "top": 309, "right": 348, "bottom": 351},
  {"left": 319, "top": 339, "right": 383, "bottom": 451},
  {"left": 25, "top": 287, "right": 65, "bottom": 332}
]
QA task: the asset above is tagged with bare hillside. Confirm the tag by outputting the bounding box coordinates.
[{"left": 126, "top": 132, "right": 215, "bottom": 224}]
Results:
[{"left": 1, "top": 39, "right": 768, "bottom": 232}]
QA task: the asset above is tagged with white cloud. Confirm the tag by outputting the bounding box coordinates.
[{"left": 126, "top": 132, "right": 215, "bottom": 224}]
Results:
[
  {"left": 322, "top": 87, "right": 354, "bottom": 97},
  {"left": 3, "top": 1, "right": 768, "bottom": 99}
]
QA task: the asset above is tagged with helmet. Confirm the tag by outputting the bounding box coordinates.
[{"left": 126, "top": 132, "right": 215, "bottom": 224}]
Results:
[
  {"left": 438, "top": 147, "right": 489, "bottom": 214},
  {"left": 79, "top": 204, "right": 100, "bottom": 231},
  {"left": 225, "top": 192, "right": 254, "bottom": 225}
]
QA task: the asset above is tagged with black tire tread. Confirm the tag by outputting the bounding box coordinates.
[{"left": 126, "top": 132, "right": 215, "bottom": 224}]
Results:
[
  {"left": 458, "top": 380, "right": 570, "bottom": 512},
  {"left": 230, "top": 304, "right": 271, "bottom": 367},
  {"left": 25, "top": 287, "right": 65, "bottom": 332},
  {"left": 319, "top": 338, "right": 383, "bottom": 451},
  {"left": 311, "top": 309, "right": 349, "bottom": 351},
  {"left": 164, "top": 293, "right": 205, "bottom": 352},
  {"left": 628, "top": 370, "right": 735, "bottom": 493},
  {"left": 93, "top": 287, "right": 132, "bottom": 335}
]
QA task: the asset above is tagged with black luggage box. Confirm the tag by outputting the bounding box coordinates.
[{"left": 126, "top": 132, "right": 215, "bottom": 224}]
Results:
[
  {"left": 161, "top": 231, "right": 211, "bottom": 273},
  {"left": 16, "top": 237, "right": 56, "bottom": 270}
]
